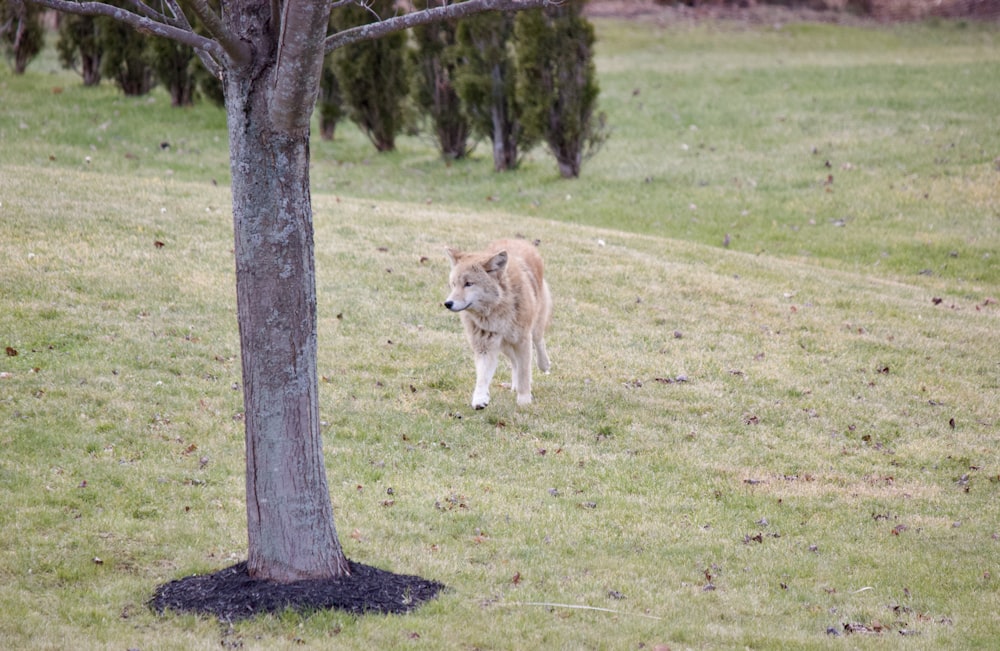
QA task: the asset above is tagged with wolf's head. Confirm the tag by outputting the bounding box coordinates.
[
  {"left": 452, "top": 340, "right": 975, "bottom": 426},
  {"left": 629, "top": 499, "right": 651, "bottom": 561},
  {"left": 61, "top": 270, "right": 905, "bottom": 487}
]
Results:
[{"left": 443, "top": 247, "right": 507, "bottom": 313}]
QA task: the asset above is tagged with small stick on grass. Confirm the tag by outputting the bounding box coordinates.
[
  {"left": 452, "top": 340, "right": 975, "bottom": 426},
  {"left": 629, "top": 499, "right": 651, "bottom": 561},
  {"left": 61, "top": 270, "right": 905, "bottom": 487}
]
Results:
[{"left": 503, "top": 601, "right": 664, "bottom": 621}]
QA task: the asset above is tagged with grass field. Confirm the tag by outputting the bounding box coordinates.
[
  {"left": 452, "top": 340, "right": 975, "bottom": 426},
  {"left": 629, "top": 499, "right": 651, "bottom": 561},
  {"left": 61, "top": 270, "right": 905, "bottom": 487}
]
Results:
[{"left": 1, "top": 13, "right": 999, "bottom": 651}]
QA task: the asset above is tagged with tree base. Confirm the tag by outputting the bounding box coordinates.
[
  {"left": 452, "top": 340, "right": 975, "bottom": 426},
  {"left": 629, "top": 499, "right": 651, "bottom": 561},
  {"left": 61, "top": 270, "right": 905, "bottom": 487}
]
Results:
[{"left": 149, "top": 560, "right": 446, "bottom": 621}]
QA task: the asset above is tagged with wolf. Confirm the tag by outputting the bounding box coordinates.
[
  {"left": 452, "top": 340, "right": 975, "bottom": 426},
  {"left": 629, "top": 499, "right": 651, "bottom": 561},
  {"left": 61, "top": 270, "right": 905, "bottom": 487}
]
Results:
[{"left": 444, "top": 238, "right": 552, "bottom": 409}]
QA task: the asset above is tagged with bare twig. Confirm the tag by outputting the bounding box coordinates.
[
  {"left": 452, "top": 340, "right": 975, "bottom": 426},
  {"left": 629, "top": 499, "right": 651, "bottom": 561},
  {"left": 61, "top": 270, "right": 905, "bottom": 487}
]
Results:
[
  {"left": 157, "top": 0, "right": 222, "bottom": 77},
  {"left": 502, "top": 601, "right": 664, "bottom": 621},
  {"left": 125, "top": 0, "right": 177, "bottom": 25}
]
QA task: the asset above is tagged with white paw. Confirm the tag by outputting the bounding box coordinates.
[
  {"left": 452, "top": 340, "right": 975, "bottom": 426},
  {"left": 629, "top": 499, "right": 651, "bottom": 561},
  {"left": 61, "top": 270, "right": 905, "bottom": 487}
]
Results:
[
  {"left": 516, "top": 393, "right": 532, "bottom": 406},
  {"left": 472, "top": 392, "right": 490, "bottom": 410}
]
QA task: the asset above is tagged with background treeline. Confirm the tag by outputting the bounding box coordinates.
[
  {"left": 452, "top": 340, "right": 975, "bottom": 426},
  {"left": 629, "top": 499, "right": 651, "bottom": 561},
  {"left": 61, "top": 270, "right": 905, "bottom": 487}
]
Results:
[
  {"left": 1, "top": 0, "right": 606, "bottom": 177},
  {"left": 1, "top": 0, "right": 224, "bottom": 102},
  {"left": 653, "top": 0, "right": 1000, "bottom": 21}
]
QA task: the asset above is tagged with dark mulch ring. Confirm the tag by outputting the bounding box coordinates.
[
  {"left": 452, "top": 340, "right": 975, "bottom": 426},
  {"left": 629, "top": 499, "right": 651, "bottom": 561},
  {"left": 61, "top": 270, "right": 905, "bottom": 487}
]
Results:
[{"left": 149, "top": 560, "right": 446, "bottom": 622}]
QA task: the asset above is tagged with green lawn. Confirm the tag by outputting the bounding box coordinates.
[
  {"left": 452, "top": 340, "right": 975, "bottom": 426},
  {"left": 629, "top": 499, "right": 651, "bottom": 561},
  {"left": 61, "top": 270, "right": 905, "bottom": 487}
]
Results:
[{"left": 1, "top": 14, "right": 998, "bottom": 651}]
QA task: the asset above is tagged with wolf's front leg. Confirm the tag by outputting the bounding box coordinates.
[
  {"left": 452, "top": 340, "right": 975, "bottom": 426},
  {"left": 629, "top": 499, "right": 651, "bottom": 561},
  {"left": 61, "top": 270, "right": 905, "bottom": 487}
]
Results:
[{"left": 472, "top": 350, "right": 499, "bottom": 409}]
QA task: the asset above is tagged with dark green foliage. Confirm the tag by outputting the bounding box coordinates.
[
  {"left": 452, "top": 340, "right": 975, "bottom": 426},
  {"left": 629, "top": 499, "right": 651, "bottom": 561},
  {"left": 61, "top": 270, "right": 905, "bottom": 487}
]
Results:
[
  {"left": 454, "top": 9, "right": 535, "bottom": 171},
  {"left": 194, "top": 63, "right": 225, "bottom": 108},
  {"left": 149, "top": 37, "right": 197, "bottom": 106},
  {"left": 55, "top": 1, "right": 222, "bottom": 105},
  {"left": 56, "top": 14, "right": 103, "bottom": 86},
  {"left": 99, "top": 13, "right": 156, "bottom": 96},
  {"left": 332, "top": 0, "right": 409, "bottom": 152},
  {"left": 317, "top": 52, "right": 344, "bottom": 140},
  {"left": 409, "top": 0, "right": 470, "bottom": 160},
  {"left": 515, "top": 1, "right": 606, "bottom": 178},
  {"left": 1, "top": 0, "right": 44, "bottom": 74}
]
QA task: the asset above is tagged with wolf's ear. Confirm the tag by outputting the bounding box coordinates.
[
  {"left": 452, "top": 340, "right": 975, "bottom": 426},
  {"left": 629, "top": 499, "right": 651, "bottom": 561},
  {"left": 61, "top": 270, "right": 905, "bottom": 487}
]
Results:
[
  {"left": 445, "top": 246, "right": 461, "bottom": 267},
  {"left": 484, "top": 250, "right": 508, "bottom": 274}
]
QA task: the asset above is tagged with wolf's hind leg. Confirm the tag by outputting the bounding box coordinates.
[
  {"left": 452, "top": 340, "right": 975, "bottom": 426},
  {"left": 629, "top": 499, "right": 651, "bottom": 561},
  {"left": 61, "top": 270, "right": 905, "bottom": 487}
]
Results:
[
  {"left": 509, "top": 342, "right": 533, "bottom": 406},
  {"left": 534, "top": 336, "right": 550, "bottom": 374},
  {"left": 534, "top": 280, "right": 552, "bottom": 374}
]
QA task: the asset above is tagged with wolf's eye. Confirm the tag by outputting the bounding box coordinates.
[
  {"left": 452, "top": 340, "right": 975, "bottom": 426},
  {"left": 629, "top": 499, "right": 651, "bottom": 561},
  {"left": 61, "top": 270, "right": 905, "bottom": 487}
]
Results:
[{"left": 464, "top": 281, "right": 473, "bottom": 287}]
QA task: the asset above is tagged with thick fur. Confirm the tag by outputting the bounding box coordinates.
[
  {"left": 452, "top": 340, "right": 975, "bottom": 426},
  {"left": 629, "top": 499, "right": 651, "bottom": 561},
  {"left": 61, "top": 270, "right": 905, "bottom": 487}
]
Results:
[{"left": 444, "top": 238, "right": 552, "bottom": 409}]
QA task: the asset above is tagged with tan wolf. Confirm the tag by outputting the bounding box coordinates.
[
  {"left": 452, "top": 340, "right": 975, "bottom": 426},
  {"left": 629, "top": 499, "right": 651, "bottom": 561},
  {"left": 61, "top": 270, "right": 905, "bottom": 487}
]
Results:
[{"left": 444, "top": 238, "right": 552, "bottom": 409}]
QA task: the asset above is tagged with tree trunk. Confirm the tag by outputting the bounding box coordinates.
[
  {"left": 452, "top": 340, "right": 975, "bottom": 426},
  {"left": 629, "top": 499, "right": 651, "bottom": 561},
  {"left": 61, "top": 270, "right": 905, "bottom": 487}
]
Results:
[
  {"left": 168, "top": 79, "right": 195, "bottom": 107},
  {"left": 555, "top": 155, "right": 580, "bottom": 179},
  {"left": 81, "top": 52, "right": 102, "bottom": 86},
  {"left": 430, "top": 59, "right": 469, "bottom": 160},
  {"left": 224, "top": 54, "right": 350, "bottom": 583},
  {"left": 13, "top": 7, "right": 33, "bottom": 74},
  {"left": 489, "top": 62, "right": 517, "bottom": 171}
]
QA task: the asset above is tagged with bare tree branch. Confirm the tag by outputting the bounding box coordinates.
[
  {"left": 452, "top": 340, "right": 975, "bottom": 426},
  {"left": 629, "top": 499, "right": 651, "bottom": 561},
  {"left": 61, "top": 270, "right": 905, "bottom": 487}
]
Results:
[
  {"left": 270, "top": 0, "right": 333, "bottom": 133},
  {"left": 323, "top": 0, "right": 559, "bottom": 54},
  {"left": 150, "top": 0, "right": 222, "bottom": 77},
  {"left": 160, "top": 0, "right": 194, "bottom": 29},
  {"left": 185, "top": 0, "right": 248, "bottom": 67},
  {"left": 24, "top": 0, "right": 242, "bottom": 64}
]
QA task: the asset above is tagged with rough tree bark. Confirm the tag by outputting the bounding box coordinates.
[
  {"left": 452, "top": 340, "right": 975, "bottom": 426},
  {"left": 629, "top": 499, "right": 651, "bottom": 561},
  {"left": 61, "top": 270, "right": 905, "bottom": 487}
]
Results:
[{"left": 218, "top": 0, "right": 352, "bottom": 584}]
